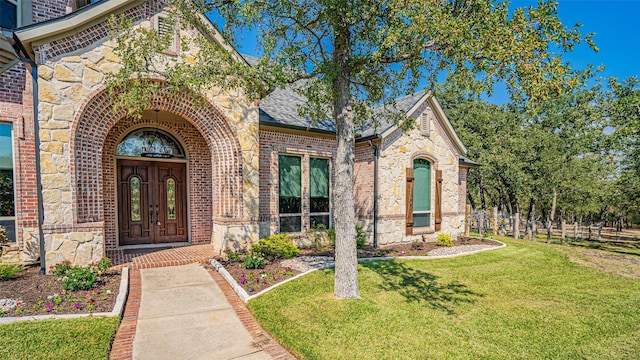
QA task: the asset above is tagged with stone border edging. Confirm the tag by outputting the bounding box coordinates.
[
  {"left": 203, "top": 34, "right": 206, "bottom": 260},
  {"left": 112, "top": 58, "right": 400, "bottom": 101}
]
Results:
[
  {"left": 0, "top": 267, "right": 129, "bottom": 324},
  {"left": 212, "top": 240, "right": 506, "bottom": 303}
]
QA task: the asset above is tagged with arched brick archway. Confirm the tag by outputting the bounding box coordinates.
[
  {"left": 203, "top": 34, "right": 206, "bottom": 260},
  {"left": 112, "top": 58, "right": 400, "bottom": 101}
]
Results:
[{"left": 70, "top": 86, "right": 243, "bottom": 230}]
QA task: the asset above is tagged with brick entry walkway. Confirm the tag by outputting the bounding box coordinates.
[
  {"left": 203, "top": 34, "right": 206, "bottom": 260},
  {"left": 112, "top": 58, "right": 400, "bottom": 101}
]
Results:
[
  {"left": 108, "top": 245, "right": 296, "bottom": 360},
  {"left": 107, "top": 244, "right": 216, "bottom": 270}
]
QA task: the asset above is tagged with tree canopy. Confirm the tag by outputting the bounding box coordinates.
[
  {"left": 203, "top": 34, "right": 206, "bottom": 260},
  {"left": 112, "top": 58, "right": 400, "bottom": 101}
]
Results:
[{"left": 108, "top": 0, "right": 597, "bottom": 298}]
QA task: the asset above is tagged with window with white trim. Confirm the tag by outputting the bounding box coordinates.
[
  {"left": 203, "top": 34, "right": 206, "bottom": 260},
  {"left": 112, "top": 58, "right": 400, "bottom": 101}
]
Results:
[
  {"left": 309, "top": 157, "right": 330, "bottom": 229},
  {"left": 0, "top": 123, "right": 16, "bottom": 242},
  {"left": 413, "top": 158, "right": 431, "bottom": 228},
  {"left": 278, "top": 154, "right": 302, "bottom": 232}
]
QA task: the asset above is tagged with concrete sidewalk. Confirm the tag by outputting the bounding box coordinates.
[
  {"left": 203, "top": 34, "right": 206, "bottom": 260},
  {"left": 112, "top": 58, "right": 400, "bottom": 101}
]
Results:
[{"left": 132, "top": 263, "right": 272, "bottom": 360}]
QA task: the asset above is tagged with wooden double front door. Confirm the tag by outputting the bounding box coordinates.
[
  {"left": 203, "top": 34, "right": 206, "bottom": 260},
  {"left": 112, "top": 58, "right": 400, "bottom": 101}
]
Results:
[{"left": 118, "top": 160, "right": 188, "bottom": 246}]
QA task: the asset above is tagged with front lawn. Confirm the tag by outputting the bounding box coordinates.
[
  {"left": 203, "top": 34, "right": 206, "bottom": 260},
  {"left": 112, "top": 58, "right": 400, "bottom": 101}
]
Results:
[
  {"left": 248, "top": 237, "right": 640, "bottom": 359},
  {"left": 0, "top": 316, "right": 119, "bottom": 360}
]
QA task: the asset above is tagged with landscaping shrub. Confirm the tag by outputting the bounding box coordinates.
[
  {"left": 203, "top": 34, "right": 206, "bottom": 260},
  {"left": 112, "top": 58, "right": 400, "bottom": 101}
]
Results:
[
  {"left": 251, "top": 233, "right": 300, "bottom": 260},
  {"left": 325, "top": 227, "right": 364, "bottom": 248},
  {"left": 0, "top": 264, "right": 22, "bottom": 281},
  {"left": 0, "top": 225, "right": 8, "bottom": 244},
  {"left": 51, "top": 260, "right": 73, "bottom": 277},
  {"left": 90, "top": 258, "right": 111, "bottom": 275},
  {"left": 62, "top": 267, "right": 98, "bottom": 291},
  {"left": 355, "top": 225, "right": 367, "bottom": 249},
  {"left": 436, "top": 232, "right": 454, "bottom": 247},
  {"left": 243, "top": 253, "right": 266, "bottom": 269},
  {"left": 224, "top": 248, "right": 248, "bottom": 262},
  {"left": 326, "top": 228, "right": 336, "bottom": 245}
]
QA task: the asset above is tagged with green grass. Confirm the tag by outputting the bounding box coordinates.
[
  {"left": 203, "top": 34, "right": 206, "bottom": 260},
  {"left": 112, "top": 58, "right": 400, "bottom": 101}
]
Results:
[
  {"left": 0, "top": 316, "right": 119, "bottom": 360},
  {"left": 248, "top": 238, "right": 640, "bottom": 359}
]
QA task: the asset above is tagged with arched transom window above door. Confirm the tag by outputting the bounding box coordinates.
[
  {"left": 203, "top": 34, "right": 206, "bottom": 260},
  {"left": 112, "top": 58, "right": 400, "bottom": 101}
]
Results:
[{"left": 117, "top": 128, "right": 186, "bottom": 159}]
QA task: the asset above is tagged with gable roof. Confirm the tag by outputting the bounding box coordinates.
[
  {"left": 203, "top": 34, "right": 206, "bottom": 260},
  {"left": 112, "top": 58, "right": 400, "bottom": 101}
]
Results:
[
  {"left": 258, "top": 80, "right": 467, "bottom": 155},
  {"left": 7, "top": 0, "right": 248, "bottom": 66}
]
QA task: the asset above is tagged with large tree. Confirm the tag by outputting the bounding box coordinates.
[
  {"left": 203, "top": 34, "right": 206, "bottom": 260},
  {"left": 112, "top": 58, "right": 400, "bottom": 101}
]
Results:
[{"left": 108, "top": 0, "right": 594, "bottom": 298}]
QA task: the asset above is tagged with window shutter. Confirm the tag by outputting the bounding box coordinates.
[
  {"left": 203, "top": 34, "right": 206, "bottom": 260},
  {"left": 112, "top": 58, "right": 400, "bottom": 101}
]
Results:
[
  {"left": 406, "top": 167, "right": 414, "bottom": 235},
  {"left": 435, "top": 170, "right": 443, "bottom": 231}
]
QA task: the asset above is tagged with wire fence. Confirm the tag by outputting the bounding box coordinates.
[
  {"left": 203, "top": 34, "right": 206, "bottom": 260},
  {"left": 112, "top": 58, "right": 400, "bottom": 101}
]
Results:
[{"left": 468, "top": 209, "right": 639, "bottom": 242}]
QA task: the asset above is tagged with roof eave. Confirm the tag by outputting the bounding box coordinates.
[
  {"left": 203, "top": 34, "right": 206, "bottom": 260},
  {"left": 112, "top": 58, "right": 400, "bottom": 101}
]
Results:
[
  {"left": 428, "top": 96, "right": 468, "bottom": 155},
  {"left": 0, "top": 30, "right": 18, "bottom": 73}
]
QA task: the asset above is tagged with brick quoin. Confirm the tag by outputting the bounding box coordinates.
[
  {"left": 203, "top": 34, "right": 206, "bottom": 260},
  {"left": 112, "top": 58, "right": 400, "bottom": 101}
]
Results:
[{"left": 0, "top": 63, "right": 37, "bottom": 247}]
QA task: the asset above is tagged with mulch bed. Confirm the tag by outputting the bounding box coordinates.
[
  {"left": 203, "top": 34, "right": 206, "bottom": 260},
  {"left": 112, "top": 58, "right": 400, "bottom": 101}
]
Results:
[
  {"left": 0, "top": 265, "right": 121, "bottom": 318},
  {"left": 356, "top": 236, "right": 502, "bottom": 257},
  {"left": 218, "top": 261, "right": 302, "bottom": 294},
  {"left": 220, "top": 237, "right": 501, "bottom": 293}
]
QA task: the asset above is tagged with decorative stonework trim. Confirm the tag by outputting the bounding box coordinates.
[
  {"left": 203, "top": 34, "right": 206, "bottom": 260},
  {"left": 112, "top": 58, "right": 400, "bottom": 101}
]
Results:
[
  {"left": 42, "top": 223, "right": 104, "bottom": 233},
  {"left": 379, "top": 214, "right": 405, "bottom": 220},
  {"left": 212, "top": 218, "right": 259, "bottom": 225},
  {"left": 410, "top": 152, "right": 438, "bottom": 168}
]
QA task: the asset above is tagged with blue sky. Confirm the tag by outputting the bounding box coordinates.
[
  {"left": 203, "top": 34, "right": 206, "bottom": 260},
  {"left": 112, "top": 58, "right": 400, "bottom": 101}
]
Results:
[
  {"left": 227, "top": 1, "right": 640, "bottom": 105},
  {"left": 488, "top": 0, "right": 640, "bottom": 104}
]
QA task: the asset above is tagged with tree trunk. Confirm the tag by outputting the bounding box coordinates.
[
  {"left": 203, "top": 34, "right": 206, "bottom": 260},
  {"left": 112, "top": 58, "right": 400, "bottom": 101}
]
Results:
[
  {"left": 514, "top": 213, "right": 520, "bottom": 239},
  {"left": 493, "top": 207, "right": 498, "bottom": 236},
  {"left": 561, "top": 219, "right": 566, "bottom": 244},
  {"left": 331, "top": 25, "right": 359, "bottom": 299},
  {"left": 479, "top": 173, "right": 487, "bottom": 211},
  {"left": 467, "top": 192, "right": 476, "bottom": 210},
  {"left": 464, "top": 204, "right": 471, "bottom": 237},
  {"left": 547, "top": 189, "right": 557, "bottom": 244},
  {"left": 526, "top": 197, "right": 535, "bottom": 240}
]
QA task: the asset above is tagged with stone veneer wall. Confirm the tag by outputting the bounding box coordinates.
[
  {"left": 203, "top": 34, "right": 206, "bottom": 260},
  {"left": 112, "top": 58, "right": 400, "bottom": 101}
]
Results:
[
  {"left": 30, "top": 2, "right": 259, "bottom": 264},
  {"left": 375, "top": 102, "right": 465, "bottom": 246},
  {"left": 258, "top": 129, "right": 337, "bottom": 238}
]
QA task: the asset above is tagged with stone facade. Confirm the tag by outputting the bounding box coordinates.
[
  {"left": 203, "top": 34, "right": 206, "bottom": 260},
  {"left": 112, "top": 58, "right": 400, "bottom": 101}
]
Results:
[{"left": 367, "top": 101, "right": 466, "bottom": 246}]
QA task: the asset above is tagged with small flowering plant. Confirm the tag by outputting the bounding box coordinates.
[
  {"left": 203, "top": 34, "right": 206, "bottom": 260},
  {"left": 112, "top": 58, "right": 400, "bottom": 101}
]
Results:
[
  {"left": 50, "top": 260, "right": 73, "bottom": 276},
  {"left": 236, "top": 266, "right": 295, "bottom": 290},
  {"left": 224, "top": 248, "right": 249, "bottom": 263}
]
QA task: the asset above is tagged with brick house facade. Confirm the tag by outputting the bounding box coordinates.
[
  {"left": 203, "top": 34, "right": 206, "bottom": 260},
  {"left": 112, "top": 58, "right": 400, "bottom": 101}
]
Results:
[{"left": 0, "top": 0, "right": 476, "bottom": 266}]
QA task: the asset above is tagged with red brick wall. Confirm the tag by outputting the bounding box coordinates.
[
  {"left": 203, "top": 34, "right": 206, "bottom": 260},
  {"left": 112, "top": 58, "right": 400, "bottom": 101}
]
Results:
[
  {"left": 102, "top": 118, "right": 212, "bottom": 249},
  {"left": 0, "top": 64, "right": 37, "bottom": 247},
  {"left": 259, "top": 129, "right": 336, "bottom": 234},
  {"left": 0, "top": 65, "right": 26, "bottom": 105},
  {"left": 259, "top": 130, "right": 382, "bottom": 234},
  {"left": 32, "top": 0, "right": 70, "bottom": 23}
]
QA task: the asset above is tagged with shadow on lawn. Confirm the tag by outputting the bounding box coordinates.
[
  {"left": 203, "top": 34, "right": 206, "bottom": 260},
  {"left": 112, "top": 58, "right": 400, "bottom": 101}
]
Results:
[{"left": 360, "top": 260, "right": 483, "bottom": 315}]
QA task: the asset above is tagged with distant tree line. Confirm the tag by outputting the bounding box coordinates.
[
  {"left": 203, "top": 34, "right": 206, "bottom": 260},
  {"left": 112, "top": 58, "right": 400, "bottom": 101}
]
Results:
[{"left": 440, "top": 77, "right": 640, "bottom": 229}]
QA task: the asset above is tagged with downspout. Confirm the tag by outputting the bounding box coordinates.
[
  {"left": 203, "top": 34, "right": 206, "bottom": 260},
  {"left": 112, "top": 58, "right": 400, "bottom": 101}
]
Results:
[
  {"left": 7, "top": 33, "right": 46, "bottom": 275},
  {"left": 368, "top": 140, "right": 379, "bottom": 248}
]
